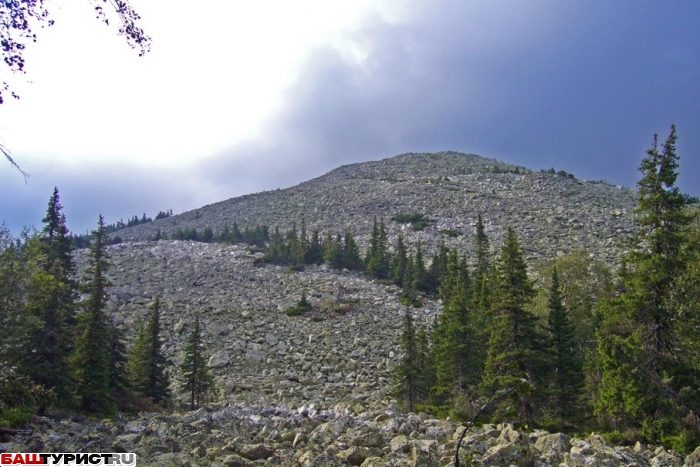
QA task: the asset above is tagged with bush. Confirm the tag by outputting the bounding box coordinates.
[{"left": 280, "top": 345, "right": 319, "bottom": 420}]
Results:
[
  {"left": 399, "top": 294, "right": 422, "bottom": 308},
  {"left": 412, "top": 221, "right": 427, "bottom": 231},
  {"left": 440, "top": 229, "right": 459, "bottom": 237},
  {"left": 392, "top": 213, "right": 424, "bottom": 224},
  {"left": 284, "top": 291, "right": 313, "bottom": 316}
]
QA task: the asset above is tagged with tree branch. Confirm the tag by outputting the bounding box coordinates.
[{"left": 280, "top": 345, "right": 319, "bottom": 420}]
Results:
[{"left": 2, "top": 143, "right": 30, "bottom": 183}]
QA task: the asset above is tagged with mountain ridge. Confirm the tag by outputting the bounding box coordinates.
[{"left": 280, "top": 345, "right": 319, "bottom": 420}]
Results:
[{"left": 116, "top": 151, "right": 638, "bottom": 266}]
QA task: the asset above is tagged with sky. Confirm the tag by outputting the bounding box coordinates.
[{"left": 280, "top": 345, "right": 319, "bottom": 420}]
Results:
[{"left": 1, "top": 0, "right": 699, "bottom": 235}]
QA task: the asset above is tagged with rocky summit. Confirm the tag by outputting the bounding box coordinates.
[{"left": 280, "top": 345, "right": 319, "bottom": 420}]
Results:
[{"left": 115, "top": 152, "right": 638, "bottom": 265}]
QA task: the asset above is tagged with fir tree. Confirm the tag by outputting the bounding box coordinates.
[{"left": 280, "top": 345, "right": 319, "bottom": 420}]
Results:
[
  {"left": 595, "top": 126, "right": 699, "bottom": 447},
  {"left": 427, "top": 240, "right": 449, "bottom": 295},
  {"left": 472, "top": 214, "right": 491, "bottom": 310},
  {"left": 482, "top": 227, "right": 543, "bottom": 423},
  {"left": 73, "top": 215, "right": 114, "bottom": 414},
  {"left": 324, "top": 233, "right": 344, "bottom": 269},
  {"left": 23, "top": 187, "right": 77, "bottom": 402},
  {"left": 431, "top": 249, "right": 479, "bottom": 398},
  {"left": 546, "top": 268, "right": 585, "bottom": 430},
  {"left": 395, "top": 306, "right": 420, "bottom": 412},
  {"left": 342, "top": 231, "right": 363, "bottom": 270},
  {"left": 127, "top": 297, "right": 170, "bottom": 404},
  {"left": 181, "top": 313, "right": 214, "bottom": 410},
  {"left": 366, "top": 217, "right": 390, "bottom": 279},
  {"left": 391, "top": 232, "right": 408, "bottom": 287},
  {"left": 412, "top": 241, "right": 428, "bottom": 293}
]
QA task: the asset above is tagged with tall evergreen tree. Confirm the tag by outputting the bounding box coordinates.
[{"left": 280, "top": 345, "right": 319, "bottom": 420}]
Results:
[
  {"left": 595, "top": 126, "right": 699, "bottom": 448},
  {"left": 412, "top": 241, "right": 428, "bottom": 293},
  {"left": 431, "top": 249, "right": 479, "bottom": 398},
  {"left": 472, "top": 214, "right": 491, "bottom": 311},
  {"left": 127, "top": 297, "right": 170, "bottom": 404},
  {"left": 23, "top": 188, "right": 77, "bottom": 402},
  {"left": 73, "top": 215, "right": 114, "bottom": 414},
  {"left": 181, "top": 313, "right": 214, "bottom": 410},
  {"left": 324, "top": 233, "right": 344, "bottom": 269},
  {"left": 546, "top": 268, "right": 585, "bottom": 430},
  {"left": 0, "top": 225, "right": 30, "bottom": 375},
  {"left": 395, "top": 306, "right": 421, "bottom": 412},
  {"left": 482, "top": 227, "right": 544, "bottom": 423},
  {"left": 391, "top": 232, "right": 408, "bottom": 287},
  {"left": 342, "top": 231, "right": 363, "bottom": 270},
  {"left": 366, "top": 217, "right": 390, "bottom": 279}
]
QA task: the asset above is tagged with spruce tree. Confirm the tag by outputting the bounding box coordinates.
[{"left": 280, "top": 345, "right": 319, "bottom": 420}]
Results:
[
  {"left": 366, "top": 217, "right": 390, "bottom": 279},
  {"left": 412, "top": 241, "right": 428, "bottom": 293},
  {"left": 431, "top": 249, "right": 479, "bottom": 398},
  {"left": 127, "top": 297, "right": 170, "bottom": 404},
  {"left": 391, "top": 232, "right": 408, "bottom": 287},
  {"left": 395, "top": 306, "right": 420, "bottom": 412},
  {"left": 472, "top": 214, "right": 491, "bottom": 311},
  {"left": 546, "top": 268, "right": 585, "bottom": 430},
  {"left": 73, "top": 215, "right": 114, "bottom": 414},
  {"left": 324, "top": 233, "right": 343, "bottom": 269},
  {"left": 482, "top": 227, "right": 543, "bottom": 423},
  {"left": 181, "top": 313, "right": 214, "bottom": 410},
  {"left": 23, "top": 187, "right": 77, "bottom": 402},
  {"left": 342, "top": 231, "right": 363, "bottom": 270},
  {"left": 595, "top": 126, "right": 699, "bottom": 447}
]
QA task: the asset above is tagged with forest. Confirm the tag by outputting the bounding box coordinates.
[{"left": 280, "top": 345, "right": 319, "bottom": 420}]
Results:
[{"left": 1, "top": 126, "right": 699, "bottom": 453}]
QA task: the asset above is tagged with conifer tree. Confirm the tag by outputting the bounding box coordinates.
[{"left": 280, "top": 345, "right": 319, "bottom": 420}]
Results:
[
  {"left": 305, "top": 230, "right": 324, "bottom": 265},
  {"left": 342, "top": 231, "right": 363, "bottom": 270},
  {"left": 482, "top": 227, "right": 543, "bottom": 422},
  {"left": 181, "top": 313, "right": 214, "bottom": 410},
  {"left": 431, "top": 249, "right": 479, "bottom": 397},
  {"left": 0, "top": 225, "right": 30, "bottom": 375},
  {"left": 127, "top": 297, "right": 170, "bottom": 404},
  {"left": 324, "top": 233, "right": 343, "bottom": 269},
  {"left": 391, "top": 232, "right": 408, "bottom": 287},
  {"left": 395, "top": 306, "right": 420, "bottom": 412},
  {"left": 472, "top": 214, "right": 491, "bottom": 310},
  {"left": 366, "top": 217, "right": 390, "bottom": 279},
  {"left": 427, "top": 240, "right": 449, "bottom": 295},
  {"left": 73, "top": 215, "right": 114, "bottom": 414},
  {"left": 546, "top": 268, "right": 585, "bottom": 430},
  {"left": 411, "top": 241, "right": 428, "bottom": 293},
  {"left": 595, "top": 126, "right": 699, "bottom": 447},
  {"left": 23, "top": 188, "right": 77, "bottom": 402}
]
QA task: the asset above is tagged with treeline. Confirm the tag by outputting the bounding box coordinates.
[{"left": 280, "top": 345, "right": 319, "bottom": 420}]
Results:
[
  {"left": 0, "top": 191, "right": 212, "bottom": 425},
  {"left": 541, "top": 167, "right": 576, "bottom": 179},
  {"left": 394, "top": 126, "right": 700, "bottom": 453},
  {"left": 71, "top": 209, "right": 174, "bottom": 248}
]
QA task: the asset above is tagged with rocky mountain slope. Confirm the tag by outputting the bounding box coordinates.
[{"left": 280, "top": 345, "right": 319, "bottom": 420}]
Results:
[
  {"left": 5, "top": 152, "right": 657, "bottom": 466},
  {"left": 116, "top": 152, "right": 638, "bottom": 265}
]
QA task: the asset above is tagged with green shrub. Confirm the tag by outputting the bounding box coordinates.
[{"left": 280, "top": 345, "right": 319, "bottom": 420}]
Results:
[
  {"left": 399, "top": 294, "right": 422, "bottom": 308},
  {"left": 284, "top": 291, "right": 313, "bottom": 316},
  {"left": 412, "top": 221, "right": 427, "bottom": 231},
  {"left": 440, "top": 229, "right": 459, "bottom": 237},
  {"left": 392, "top": 213, "right": 424, "bottom": 224}
]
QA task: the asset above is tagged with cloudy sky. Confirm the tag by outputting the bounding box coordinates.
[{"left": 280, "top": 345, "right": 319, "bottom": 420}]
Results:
[{"left": 1, "top": 0, "right": 699, "bottom": 235}]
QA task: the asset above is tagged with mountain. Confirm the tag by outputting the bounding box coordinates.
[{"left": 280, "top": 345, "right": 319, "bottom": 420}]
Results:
[
  {"left": 76, "top": 151, "right": 642, "bottom": 411},
  {"left": 115, "top": 151, "right": 638, "bottom": 266}
]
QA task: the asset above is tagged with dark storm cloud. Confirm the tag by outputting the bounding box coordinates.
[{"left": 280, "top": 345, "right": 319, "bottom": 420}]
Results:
[
  {"left": 4, "top": 0, "right": 699, "bottom": 235},
  {"left": 202, "top": 0, "right": 699, "bottom": 197}
]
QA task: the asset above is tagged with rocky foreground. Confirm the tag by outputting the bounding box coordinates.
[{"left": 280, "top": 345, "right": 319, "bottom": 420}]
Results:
[{"left": 4, "top": 399, "right": 700, "bottom": 467}]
